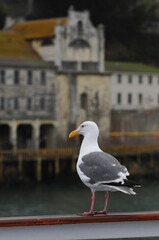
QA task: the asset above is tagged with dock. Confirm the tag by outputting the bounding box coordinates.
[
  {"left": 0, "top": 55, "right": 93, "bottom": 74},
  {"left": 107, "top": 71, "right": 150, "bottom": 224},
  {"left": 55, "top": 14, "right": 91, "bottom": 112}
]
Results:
[
  {"left": 0, "top": 144, "right": 159, "bottom": 181},
  {"left": 0, "top": 212, "right": 159, "bottom": 239}
]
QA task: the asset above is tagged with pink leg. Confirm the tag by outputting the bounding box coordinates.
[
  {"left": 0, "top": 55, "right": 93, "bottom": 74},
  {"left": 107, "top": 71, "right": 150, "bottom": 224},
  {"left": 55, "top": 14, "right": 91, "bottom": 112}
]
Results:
[
  {"left": 78, "top": 191, "right": 95, "bottom": 216},
  {"left": 94, "top": 192, "right": 109, "bottom": 215}
]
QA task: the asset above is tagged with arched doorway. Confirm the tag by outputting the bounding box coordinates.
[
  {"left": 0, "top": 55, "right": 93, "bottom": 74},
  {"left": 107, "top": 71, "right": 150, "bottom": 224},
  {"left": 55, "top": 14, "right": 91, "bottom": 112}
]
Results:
[
  {"left": 0, "top": 124, "right": 11, "bottom": 149},
  {"left": 17, "top": 124, "right": 33, "bottom": 149},
  {"left": 40, "top": 124, "right": 54, "bottom": 148}
]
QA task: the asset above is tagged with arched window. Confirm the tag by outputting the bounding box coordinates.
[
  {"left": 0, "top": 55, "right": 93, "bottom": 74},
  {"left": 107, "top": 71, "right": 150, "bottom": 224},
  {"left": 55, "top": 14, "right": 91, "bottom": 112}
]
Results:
[
  {"left": 80, "top": 93, "right": 87, "bottom": 109},
  {"left": 77, "top": 20, "right": 83, "bottom": 36}
]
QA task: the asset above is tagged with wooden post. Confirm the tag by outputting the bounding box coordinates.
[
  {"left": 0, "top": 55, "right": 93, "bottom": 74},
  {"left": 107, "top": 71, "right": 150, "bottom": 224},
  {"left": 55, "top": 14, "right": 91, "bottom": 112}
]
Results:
[
  {"left": 55, "top": 156, "right": 60, "bottom": 175},
  {"left": 48, "top": 161, "right": 53, "bottom": 176},
  {"left": 36, "top": 157, "right": 42, "bottom": 182},
  {"left": 0, "top": 156, "right": 3, "bottom": 181},
  {"left": 137, "top": 153, "right": 141, "bottom": 164},
  {"left": 18, "top": 154, "right": 23, "bottom": 180},
  {"left": 150, "top": 153, "right": 154, "bottom": 168},
  {"left": 71, "top": 156, "right": 77, "bottom": 173}
]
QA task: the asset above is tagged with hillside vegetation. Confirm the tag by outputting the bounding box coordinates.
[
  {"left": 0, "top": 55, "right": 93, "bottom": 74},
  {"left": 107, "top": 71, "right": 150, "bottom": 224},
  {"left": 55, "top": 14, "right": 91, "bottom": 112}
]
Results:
[{"left": 2, "top": 0, "right": 159, "bottom": 66}]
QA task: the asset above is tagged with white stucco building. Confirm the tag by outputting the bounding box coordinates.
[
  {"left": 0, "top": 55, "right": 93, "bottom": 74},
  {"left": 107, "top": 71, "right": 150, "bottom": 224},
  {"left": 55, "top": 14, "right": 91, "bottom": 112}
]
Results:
[{"left": 109, "top": 63, "right": 159, "bottom": 111}]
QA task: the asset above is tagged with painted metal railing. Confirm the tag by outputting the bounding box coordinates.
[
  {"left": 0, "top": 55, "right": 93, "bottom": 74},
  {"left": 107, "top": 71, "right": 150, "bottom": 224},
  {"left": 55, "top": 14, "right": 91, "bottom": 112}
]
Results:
[{"left": 0, "top": 212, "right": 159, "bottom": 239}]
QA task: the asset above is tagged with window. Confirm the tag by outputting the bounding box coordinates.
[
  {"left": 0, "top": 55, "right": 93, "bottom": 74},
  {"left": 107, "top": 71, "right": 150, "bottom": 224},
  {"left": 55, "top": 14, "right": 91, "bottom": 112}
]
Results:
[
  {"left": 148, "top": 75, "right": 153, "bottom": 84},
  {"left": 14, "top": 70, "right": 19, "bottom": 84},
  {"left": 77, "top": 21, "right": 83, "bottom": 36},
  {"left": 0, "top": 97, "right": 5, "bottom": 110},
  {"left": 0, "top": 70, "right": 5, "bottom": 84},
  {"left": 128, "top": 93, "right": 132, "bottom": 104},
  {"left": 27, "top": 71, "right": 32, "bottom": 85},
  {"left": 41, "top": 71, "right": 46, "bottom": 85},
  {"left": 117, "top": 74, "right": 122, "bottom": 84},
  {"left": 80, "top": 93, "right": 87, "bottom": 109},
  {"left": 41, "top": 37, "right": 53, "bottom": 46},
  {"left": 128, "top": 75, "right": 132, "bottom": 84},
  {"left": 14, "top": 98, "right": 19, "bottom": 110},
  {"left": 138, "top": 93, "right": 142, "bottom": 104},
  {"left": 138, "top": 75, "right": 142, "bottom": 84},
  {"left": 40, "top": 98, "right": 45, "bottom": 110},
  {"left": 27, "top": 98, "right": 32, "bottom": 110},
  {"left": 117, "top": 93, "right": 121, "bottom": 104}
]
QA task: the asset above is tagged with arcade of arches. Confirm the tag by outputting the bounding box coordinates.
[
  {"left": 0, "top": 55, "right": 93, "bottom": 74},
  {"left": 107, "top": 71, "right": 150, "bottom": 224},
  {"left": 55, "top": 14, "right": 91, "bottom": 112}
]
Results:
[{"left": 0, "top": 120, "right": 55, "bottom": 150}]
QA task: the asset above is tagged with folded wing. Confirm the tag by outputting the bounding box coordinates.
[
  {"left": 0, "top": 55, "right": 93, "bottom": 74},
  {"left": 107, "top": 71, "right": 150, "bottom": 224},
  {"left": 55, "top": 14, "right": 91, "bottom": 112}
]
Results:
[{"left": 79, "top": 152, "right": 129, "bottom": 185}]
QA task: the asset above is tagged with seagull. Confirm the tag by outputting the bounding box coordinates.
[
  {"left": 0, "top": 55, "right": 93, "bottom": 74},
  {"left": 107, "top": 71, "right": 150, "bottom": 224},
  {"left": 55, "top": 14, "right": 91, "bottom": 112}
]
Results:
[{"left": 69, "top": 121, "right": 140, "bottom": 216}]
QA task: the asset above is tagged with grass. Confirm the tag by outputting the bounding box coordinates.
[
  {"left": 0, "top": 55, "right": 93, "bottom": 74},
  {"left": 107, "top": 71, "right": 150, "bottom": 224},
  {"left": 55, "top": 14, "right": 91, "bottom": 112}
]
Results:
[{"left": 106, "top": 61, "right": 159, "bottom": 73}]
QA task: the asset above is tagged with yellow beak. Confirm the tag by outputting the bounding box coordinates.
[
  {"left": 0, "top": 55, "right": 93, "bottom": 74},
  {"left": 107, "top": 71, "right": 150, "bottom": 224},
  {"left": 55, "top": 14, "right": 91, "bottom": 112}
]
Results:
[{"left": 69, "top": 130, "right": 79, "bottom": 138}]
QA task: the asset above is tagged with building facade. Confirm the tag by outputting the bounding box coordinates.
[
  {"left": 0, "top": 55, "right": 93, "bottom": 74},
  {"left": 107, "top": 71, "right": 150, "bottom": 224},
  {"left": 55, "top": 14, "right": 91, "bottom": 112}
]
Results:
[
  {"left": 0, "top": 60, "right": 56, "bottom": 149},
  {"left": 108, "top": 62, "right": 159, "bottom": 143},
  {"left": 10, "top": 6, "right": 105, "bottom": 72},
  {"left": 0, "top": 7, "right": 110, "bottom": 149},
  {"left": 111, "top": 71, "right": 159, "bottom": 111}
]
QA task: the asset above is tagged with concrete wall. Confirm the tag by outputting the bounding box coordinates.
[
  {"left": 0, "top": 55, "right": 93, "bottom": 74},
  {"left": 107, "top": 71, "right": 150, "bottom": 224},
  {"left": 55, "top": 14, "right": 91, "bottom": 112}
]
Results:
[
  {"left": 111, "top": 109, "right": 159, "bottom": 145},
  {"left": 111, "top": 72, "right": 159, "bottom": 110},
  {"left": 32, "top": 40, "right": 55, "bottom": 62},
  {"left": 76, "top": 74, "right": 110, "bottom": 142},
  {"left": 0, "top": 67, "right": 56, "bottom": 119},
  {"left": 55, "top": 73, "right": 70, "bottom": 143},
  {"left": 56, "top": 72, "right": 110, "bottom": 145},
  {"left": 54, "top": 7, "right": 105, "bottom": 72},
  {"left": 28, "top": 7, "right": 105, "bottom": 71}
]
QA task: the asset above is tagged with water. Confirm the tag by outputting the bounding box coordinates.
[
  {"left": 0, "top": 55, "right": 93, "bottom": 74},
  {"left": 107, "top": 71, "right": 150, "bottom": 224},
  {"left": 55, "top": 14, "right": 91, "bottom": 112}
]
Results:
[{"left": 0, "top": 177, "right": 158, "bottom": 217}]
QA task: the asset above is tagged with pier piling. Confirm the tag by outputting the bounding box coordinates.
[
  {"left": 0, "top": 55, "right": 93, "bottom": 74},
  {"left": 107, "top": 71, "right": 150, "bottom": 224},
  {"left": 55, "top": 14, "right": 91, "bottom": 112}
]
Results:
[{"left": 36, "top": 157, "right": 42, "bottom": 182}]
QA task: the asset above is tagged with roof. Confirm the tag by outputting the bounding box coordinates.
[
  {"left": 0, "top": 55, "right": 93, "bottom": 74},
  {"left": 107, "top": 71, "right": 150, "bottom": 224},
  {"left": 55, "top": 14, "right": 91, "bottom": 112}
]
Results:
[
  {"left": 0, "top": 31, "right": 53, "bottom": 68},
  {"left": 0, "top": 56, "right": 54, "bottom": 68},
  {"left": 106, "top": 61, "right": 159, "bottom": 73},
  {"left": 0, "top": 31, "right": 39, "bottom": 59},
  {"left": 10, "top": 18, "right": 67, "bottom": 40}
]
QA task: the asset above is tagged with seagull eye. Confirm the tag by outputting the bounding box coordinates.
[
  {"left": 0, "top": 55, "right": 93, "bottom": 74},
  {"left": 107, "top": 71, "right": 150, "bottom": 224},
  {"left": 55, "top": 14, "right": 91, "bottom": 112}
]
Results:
[{"left": 81, "top": 125, "right": 84, "bottom": 128}]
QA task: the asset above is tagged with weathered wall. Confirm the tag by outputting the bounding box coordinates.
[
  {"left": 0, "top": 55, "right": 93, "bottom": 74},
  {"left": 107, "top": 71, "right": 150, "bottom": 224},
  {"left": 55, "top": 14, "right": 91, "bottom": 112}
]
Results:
[
  {"left": 110, "top": 72, "right": 159, "bottom": 110},
  {"left": 32, "top": 40, "right": 55, "bottom": 62},
  {"left": 55, "top": 72, "right": 110, "bottom": 145},
  {"left": 76, "top": 74, "right": 110, "bottom": 143},
  {"left": 55, "top": 73, "right": 70, "bottom": 143},
  {"left": 111, "top": 109, "right": 159, "bottom": 145},
  {"left": 54, "top": 7, "right": 105, "bottom": 72},
  {"left": 0, "top": 67, "right": 56, "bottom": 119}
]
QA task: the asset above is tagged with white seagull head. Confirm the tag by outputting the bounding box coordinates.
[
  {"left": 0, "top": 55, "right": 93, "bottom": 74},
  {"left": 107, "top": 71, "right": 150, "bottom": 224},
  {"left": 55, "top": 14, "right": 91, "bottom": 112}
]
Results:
[{"left": 69, "top": 121, "right": 99, "bottom": 138}]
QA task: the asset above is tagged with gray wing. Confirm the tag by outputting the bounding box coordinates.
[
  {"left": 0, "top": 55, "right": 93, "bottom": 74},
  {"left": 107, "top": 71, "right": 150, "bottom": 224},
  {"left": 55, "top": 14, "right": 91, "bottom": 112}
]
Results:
[{"left": 79, "top": 152, "right": 128, "bottom": 184}]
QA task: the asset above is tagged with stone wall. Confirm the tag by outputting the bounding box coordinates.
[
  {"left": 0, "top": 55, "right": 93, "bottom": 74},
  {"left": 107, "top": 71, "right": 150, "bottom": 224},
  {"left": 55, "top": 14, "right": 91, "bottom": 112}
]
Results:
[{"left": 56, "top": 72, "right": 110, "bottom": 146}]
